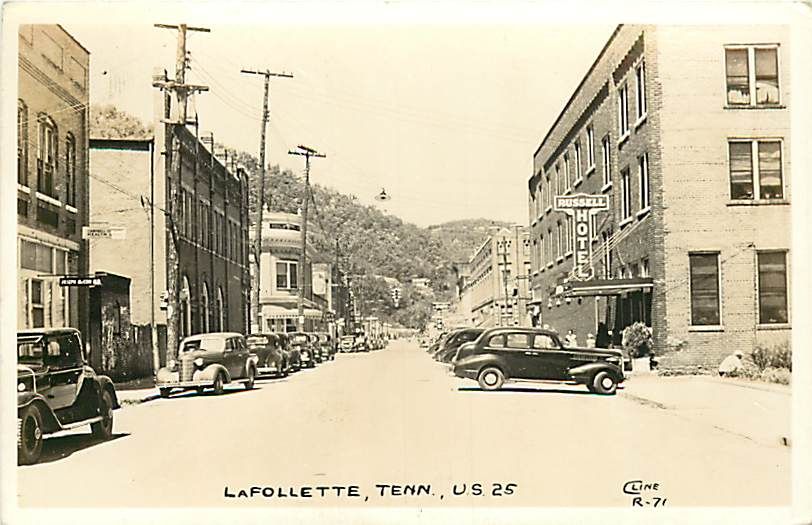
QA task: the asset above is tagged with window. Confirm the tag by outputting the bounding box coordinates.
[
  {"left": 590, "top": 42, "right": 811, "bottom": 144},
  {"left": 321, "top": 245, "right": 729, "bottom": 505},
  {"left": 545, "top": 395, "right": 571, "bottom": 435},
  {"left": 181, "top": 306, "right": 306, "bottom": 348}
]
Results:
[
  {"left": 601, "top": 135, "right": 611, "bottom": 187},
  {"left": 533, "top": 334, "right": 556, "bottom": 349},
  {"left": 18, "top": 100, "right": 28, "bottom": 186},
  {"left": 538, "top": 235, "right": 544, "bottom": 268},
  {"left": 728, "top": 139, "right": 783, "bottom": 200},
  {"left": 725, "top": 46, "right": 780, "bottom": 106},
  {"left": 638, "top": 153, "right": 650, "bottom": 210},
  {"left": 590, "top": 214, "right": 599, "bottom": 242},
  {"left": 488, "top": 334, "right": 505, "bottom": 348},
  {"left": 37, "top": 115, "right": 57, "bottom": 198},
  {"left": 635, "top": 61, "right": 647, "bottom": 120},
  {"left": 555, "top": 164, "right": 562, "bottom": 196},
  {"left": 618, "top": 83, "right": 629, "bottom": 137},
  {"left": 758, "top": 251, "right": 788, "bottom": 324},
  {"left": 689, "top": 253, "right": 721, "bottom": 326},
  {"left": 30, "top": 279, "right": 45, "bottom": 328},
  {"left": 574, "top": 141, "right": 582, "bottom": 182},
  {"left": 556, "top": 221, "right": 565, "bottom": 259},
  {"left": 564, "top": 154, "right": 572, "bottom": 189},
  {"left": 601, "top": 230, "right": 613, "bottom": 278},
  {"left": 641, "top": 258, "right": 650, "bottom": 278},
  {"left": 620, "top": 168, "right": 632, "bottom": 221},
  {"left": 566, "top": 216, "right": 573, "bottom": 254},
  {"left": 65, "top": 134, "right": 76, "bottom": 206},
  {"left": 276, "top": 260, "right": 298, "bottom": 290},
  {"left": 545, "top": 174, "right": 551, "bottom": 209},
  {"left": 201, "top": 282, "right": 210, "bottom": 332},
  {"left": 586, "top": 126, "right": 595, "bottom": 170},
  {"left": 546, "top": 229, "right": 552, "bottom": 264},
  {"left": 506, "top": 333, "right": 530, "bottom": 349}
]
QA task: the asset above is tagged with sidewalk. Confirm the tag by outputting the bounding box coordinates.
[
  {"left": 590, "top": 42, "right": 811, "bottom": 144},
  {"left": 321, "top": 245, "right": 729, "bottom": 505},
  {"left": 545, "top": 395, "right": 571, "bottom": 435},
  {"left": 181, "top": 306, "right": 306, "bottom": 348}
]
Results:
[
  {"left": 115, "top": 387, "right": 160, "bottom": 405},
  {"left": 621, "top": 374, "right": 791, "bottom": 449}
]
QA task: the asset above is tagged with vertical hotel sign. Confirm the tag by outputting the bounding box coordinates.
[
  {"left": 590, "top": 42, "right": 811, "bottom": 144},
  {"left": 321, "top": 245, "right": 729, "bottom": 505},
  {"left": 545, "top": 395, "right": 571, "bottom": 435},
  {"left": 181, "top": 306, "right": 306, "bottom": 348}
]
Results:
[{"left": 554, "top": 193, "right": 609, "bottom": 280}]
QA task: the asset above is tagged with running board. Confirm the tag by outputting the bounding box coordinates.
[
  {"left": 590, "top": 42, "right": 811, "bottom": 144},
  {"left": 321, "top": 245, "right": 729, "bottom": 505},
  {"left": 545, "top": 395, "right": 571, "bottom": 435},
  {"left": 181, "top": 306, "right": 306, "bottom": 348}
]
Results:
[{"left": 58, "top": 416, "right": 102, "bottom": 431}]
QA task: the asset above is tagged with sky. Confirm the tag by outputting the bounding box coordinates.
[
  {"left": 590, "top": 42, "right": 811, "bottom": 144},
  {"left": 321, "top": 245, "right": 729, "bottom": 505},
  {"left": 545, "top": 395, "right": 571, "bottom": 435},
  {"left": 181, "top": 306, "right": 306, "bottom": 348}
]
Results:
[{"left": 64, "top": 21, "right": 616, "bottom": 227}]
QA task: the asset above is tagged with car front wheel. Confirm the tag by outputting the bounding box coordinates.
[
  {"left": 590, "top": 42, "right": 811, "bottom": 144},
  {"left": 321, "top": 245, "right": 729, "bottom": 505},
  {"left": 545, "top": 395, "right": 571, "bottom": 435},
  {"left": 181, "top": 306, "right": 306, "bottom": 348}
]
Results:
[
  {"left": 18, "top": 404, "right": 44, "bottom": 465},
  {"left": 213, "top": 373, "right": 225, "bottom": 395},
  {"left": 245, "top": 367, "right": 256, "bottom": 390},
  {"left": 91, "top": 389, "right": 114, "bottom": 439},
  {"left": 477, "top": 367, "right": 505, "bottom": 391},
  {"left": 592, "top": 371, "right": 618, "bottom": 395}
]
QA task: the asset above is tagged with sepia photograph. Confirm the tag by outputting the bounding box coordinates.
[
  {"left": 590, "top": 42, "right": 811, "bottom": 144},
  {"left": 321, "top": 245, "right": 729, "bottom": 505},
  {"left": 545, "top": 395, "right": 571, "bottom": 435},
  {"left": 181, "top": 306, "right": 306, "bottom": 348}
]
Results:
[{"left": 1, "top": 1, "right": 811, "bottom": 524}]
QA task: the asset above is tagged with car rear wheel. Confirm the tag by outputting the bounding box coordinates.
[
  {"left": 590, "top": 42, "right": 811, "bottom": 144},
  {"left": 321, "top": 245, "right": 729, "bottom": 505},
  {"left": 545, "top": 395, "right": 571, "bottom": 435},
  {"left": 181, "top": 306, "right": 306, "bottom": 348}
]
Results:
[
  {"left": 477, "top": 367, "right": 505, "bottom": 391},
  {"left": 592, "top": 371, "right": 618, "bottom": 395},
  {"left": 91, "top": 389, "right": 114, "bottom": 439},
  {"left": 245, "top": 367, "right": 256, "bottom": 390},
  {"left": 159, "top": 388, "right": 172, "bottom": 398},
  {"left": 213, "top": 373, "right": 225, "bottom": 395},
  {"left": 18, "top": 404, "right": 44, "bottom": 465}
]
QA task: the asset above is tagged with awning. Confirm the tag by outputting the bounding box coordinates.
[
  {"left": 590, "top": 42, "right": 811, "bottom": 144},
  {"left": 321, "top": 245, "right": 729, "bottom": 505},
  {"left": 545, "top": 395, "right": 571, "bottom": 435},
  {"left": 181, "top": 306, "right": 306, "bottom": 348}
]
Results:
[
  {"left": 558, "top": 277, "right": 654, "bottom": 298},
  {"left": 261, "top": 304, "right": 324, "bottom": 320}
]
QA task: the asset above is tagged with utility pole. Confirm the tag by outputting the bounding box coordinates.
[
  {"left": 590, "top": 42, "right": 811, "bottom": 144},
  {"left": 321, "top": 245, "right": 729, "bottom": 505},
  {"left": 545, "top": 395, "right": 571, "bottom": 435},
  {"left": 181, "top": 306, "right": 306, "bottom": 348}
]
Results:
[
  {"left": 241, "top": 68, "right": 293, "bottom": 334},
  {"left": 153, "top": 23, "right": 209, "bottom": 364},
  {"left": 288, "top": 145, "right": 326, "bottom": 332},
  {"left": 498, "top": 238, "right": 511, "bottom": 327}
]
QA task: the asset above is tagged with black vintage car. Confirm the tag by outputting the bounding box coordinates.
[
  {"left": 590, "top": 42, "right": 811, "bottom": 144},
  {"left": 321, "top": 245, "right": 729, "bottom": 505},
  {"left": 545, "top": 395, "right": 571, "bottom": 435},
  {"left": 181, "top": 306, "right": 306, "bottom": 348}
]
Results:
[
  {"left": 452, "top": 327, "right": 626, "bottom": 395},
  {"left": 436, "top": 327, "right": 485, "bottom": 364},
  {"left": 277, "top": 333, "right": 301, "bottom": 371},
  {"left": 17, "top": 328, "right": 120, "bottom": 465},
  {"left": 289, "top": 332, "right": 317, "bottom": 368},
  {"left": 246, "top": 333, "right": 289, "bottom": 377}
]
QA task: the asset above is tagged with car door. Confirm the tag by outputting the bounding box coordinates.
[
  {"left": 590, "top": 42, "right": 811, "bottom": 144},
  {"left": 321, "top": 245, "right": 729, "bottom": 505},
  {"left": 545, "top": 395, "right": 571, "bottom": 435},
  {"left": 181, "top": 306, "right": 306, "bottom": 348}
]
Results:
[
  {"left": 483, "top": 333, "right": 521, "bottom": 379},
  {"left": 45, "top": 334, "right": 84, "bottom": 410},
  {"left": 222, "top": 337, "right": 240, "bottom": 379},
  {"left": 503, "top": 332, "right": 535, "bottom": 379},
  {"left": 529, "top": 333, "right": 571, "bottom": 380},
  {"left": 230, "top": 337, "right": 249, "bottom": 379}
]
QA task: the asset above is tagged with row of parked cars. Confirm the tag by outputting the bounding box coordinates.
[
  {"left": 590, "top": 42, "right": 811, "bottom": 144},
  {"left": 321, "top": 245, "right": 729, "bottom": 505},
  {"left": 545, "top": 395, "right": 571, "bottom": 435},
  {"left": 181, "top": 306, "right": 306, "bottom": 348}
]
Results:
[
  {"left": 338, "top": 332, "right": 389, "bottom": 353},
  {"left": 424, "top": 326, "right": 632, "bottom": 395},
  {"left": 16, "top": 327, "right": 340, "bottom": 465}
]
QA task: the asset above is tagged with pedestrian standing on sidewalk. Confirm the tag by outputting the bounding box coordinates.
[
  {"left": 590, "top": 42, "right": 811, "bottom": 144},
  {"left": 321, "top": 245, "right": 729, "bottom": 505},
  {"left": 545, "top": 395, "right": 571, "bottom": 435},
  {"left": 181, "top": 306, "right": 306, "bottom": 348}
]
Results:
[
  {"left": 718, "top": 350, "right": 744, "bottom": 377},
  {"left": 564, "top": 329, "right": 578, "bottom": 347},
  {"left": 586, "top": 333, "right": 596, "bottom": 347},
  {"left": 596, "top": 323, "right": 610, "bottom": 348}
]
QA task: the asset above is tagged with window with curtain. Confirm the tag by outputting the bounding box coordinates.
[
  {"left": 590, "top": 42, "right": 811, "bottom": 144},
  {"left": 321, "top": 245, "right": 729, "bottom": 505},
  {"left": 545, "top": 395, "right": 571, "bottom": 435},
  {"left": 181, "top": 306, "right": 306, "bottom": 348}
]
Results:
[
  {"left": 757, "top": 251, "right": 788, "bottom": 324},
  {"left": 689, "top": 253, "right": 720, "bottom": 326}
]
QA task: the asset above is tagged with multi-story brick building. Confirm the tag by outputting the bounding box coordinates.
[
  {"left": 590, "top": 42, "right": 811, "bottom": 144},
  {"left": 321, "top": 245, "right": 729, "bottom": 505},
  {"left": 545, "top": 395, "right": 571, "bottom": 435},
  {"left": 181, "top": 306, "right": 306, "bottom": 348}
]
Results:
[
  {"left": 528, "top": 25, "right": 790, "bottom": 369},
  {"left": 89, "top": 124, "right": 251, "bottom": 363},
  {"left": 459, "top": 226, "right": 532, "bottom": 328},
  {"left": 250, "top": 211, "right": 334, "bottom": 333},
  {"left": 17, "top": 25, "right": 90, "bottom": 333}
]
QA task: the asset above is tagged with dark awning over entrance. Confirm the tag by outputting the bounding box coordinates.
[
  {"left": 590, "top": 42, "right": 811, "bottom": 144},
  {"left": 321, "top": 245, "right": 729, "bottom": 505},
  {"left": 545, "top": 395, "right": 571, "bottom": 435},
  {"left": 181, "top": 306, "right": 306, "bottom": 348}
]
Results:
[{"left": 559, "top": 277, "right": 654, "bottom": 297}]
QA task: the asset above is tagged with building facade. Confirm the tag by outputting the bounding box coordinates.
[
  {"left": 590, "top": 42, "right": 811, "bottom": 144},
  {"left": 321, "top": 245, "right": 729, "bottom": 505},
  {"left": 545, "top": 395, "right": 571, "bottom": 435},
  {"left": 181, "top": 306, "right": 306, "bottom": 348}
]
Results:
[
  {"left": 17, "top": 25, "right": 90, "bottom": 334},
  {"left": 528, "top": 25, "right": 790, "bottom": 369},
  {"left": 250, "top": 211, "right": 333, "bottom": 333},
  {"left": 89, "top": 125, "right": 251, "bottom": 362},
  {"left": 459, "top": 226, "right": 532, "bottom": 328}
]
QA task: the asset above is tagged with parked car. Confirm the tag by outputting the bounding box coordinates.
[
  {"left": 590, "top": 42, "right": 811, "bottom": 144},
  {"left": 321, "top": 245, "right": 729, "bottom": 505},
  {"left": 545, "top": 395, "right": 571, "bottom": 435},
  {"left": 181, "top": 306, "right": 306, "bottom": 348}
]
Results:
[
  {"left": 435, "top": 327, "right": 484, "bottom": 363},
  {"left": 156, "top": 332, "right": 258, "bottom": 397},
  {"left": 315, "top": 333, "right": 335, "bottom": 361},
  {"left": 427, "top": 332, "right": 448, "bottom": 354},
  {"left": 452, "top": 327, "right": 626, "bottom": 395},
  {"left": 277, "top": 333, "right": 301, "bottom": 371},
  {"left": 17, "top": 328, "right": 120, "bottom": 465},
  {"left": 306, "top": 333, "right": 324, "bottom": 363},
  {"left": 290, "top": 332, "right": 317, "bottom": 368},
  {"left": 246, "top": 333, "right": 289, "bottom": 377},
  {"left": 354, "top": 332, "right": 370, "bottom": 352},
  {"left": 339, "top": 335, "right": 356, "bottom": 353}
]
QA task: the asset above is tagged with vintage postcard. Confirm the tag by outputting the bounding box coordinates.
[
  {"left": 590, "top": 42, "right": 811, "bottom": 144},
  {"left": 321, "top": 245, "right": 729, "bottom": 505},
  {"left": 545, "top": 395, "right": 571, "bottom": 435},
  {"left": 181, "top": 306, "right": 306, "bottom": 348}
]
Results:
[{"left": 1, "top": 1, "right": 810, "bottom": 524}]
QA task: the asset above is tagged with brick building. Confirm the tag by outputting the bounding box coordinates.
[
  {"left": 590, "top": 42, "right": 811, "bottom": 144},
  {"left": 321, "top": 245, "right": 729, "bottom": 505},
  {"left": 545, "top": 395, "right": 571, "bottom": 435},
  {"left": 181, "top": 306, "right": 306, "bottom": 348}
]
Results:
[
  {"left": 459, "top": 226, "right": 532, "bottom": 328},
  {"left": 249, "top": 211, "right": 334, "bottom": 333},
  {"left": 17, "top": 25, "right": 90, "bottom": 334},
  {"left": 89, "top": 124, "right": 251, "bottom": 364},
  {"left": 528, "top": 25, "right": 790, "bottom": 369}
]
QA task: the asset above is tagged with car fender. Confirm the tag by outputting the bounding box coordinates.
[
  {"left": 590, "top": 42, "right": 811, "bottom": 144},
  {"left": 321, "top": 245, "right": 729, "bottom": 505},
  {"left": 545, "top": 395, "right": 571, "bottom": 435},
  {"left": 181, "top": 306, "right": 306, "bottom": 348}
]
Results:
[
  {"left": 198, "top": 363, "right": 230, "bottom": 383},
  {"left": 244, "top": 358, "right": 258, "bottom": 378},
  {"left": 458, "top": 354, "right": 511, "bottom": 379},
  {"left": 17, "top": 394, "right": 61, "bottom": 433},
  {"left": 568, "top": 362, "right": 623, "bottom": 382},
  {"left": 95, "top": 375, "right": 121, "bottom": 409}
]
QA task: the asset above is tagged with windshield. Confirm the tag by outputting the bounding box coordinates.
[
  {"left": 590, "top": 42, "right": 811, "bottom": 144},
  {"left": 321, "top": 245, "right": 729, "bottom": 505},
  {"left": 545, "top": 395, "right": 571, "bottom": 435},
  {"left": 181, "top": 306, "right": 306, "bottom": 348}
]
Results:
[
  {"left": 181, "top": 337, "right": 225, "bottom": 353},
  {"left": 246, "top": 336, "right": 269, "bottom": 347},
  {"left": 457, "top": 330, "right": 483, "bottom": 344},
  {"left": 18, "top": 337, "right": 44, "bottom": 364}
]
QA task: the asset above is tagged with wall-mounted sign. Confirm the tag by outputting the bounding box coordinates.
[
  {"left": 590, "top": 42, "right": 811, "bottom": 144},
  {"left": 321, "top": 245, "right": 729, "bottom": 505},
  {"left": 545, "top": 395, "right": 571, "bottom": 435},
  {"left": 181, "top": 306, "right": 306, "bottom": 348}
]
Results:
[
  {"left": 59, "top": 276, "right": 103, "bottom": 287},
  {"left": 82, "top": 226, "right": 126, "bottom": 240},
  {"left": 554, "top": 193, "right": 609, "bottom": 280}
]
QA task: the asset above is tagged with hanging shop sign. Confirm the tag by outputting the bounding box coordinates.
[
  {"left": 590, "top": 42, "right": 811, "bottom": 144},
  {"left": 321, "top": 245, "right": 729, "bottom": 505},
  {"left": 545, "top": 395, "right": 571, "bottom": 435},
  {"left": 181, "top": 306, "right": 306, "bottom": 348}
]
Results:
[
  {"left": 554, "top": 193, "right": 609, "bottom": 280},
  {"left": 59, "top": 276, "right": 103, "bottom": 287},
  {"left": 82, "top": 226, "right": 126, "bottom": 240}
]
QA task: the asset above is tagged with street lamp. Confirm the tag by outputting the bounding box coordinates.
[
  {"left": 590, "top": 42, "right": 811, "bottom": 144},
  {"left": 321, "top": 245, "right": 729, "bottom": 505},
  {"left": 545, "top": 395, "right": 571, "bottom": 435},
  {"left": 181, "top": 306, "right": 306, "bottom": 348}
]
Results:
[{"left": 374, "top": 188, "right": 391, "bottom": 202}]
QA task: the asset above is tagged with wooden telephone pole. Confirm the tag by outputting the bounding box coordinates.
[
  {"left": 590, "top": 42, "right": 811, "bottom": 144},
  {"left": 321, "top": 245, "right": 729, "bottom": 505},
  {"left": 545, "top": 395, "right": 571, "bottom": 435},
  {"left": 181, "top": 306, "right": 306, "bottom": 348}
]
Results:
[
  {"left": 287, "top": 145, "right": 326, "bottom": 332},
  {"left": 240, "top": 68, "right": 293, "bottom": 333},
  {"left": 152, "top": 23, "right": 209, "bottom": 363}
]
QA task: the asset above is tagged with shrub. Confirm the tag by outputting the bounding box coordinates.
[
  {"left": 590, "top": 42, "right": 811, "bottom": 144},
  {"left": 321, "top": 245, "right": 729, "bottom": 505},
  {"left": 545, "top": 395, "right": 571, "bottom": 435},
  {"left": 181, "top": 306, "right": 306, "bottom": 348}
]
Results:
[
  {"left": 760, "top": 367, "right": 791, "bottom": 385},
  {"left": 622, "top": 322, "right": 653, "bottom": 358},
  {"left": 749, "top": 341, "right": 792, "bottom": 372}
]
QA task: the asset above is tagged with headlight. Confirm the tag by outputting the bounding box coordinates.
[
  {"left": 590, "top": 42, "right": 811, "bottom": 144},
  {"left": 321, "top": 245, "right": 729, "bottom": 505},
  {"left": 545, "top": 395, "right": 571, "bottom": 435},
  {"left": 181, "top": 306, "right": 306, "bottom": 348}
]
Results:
[
  {"left": 17, "top": 382, "right": 26, "bottom": 392},
  {"left": 194, "top": 357, "right": 204, "bottom": 367}
]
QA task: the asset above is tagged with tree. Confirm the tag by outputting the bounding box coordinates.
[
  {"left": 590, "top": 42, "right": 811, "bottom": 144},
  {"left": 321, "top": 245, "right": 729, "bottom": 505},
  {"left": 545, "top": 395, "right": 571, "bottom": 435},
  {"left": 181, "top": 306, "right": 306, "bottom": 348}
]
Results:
[{"left": 89, "top": 104, "right": 153, "bottom": 139}]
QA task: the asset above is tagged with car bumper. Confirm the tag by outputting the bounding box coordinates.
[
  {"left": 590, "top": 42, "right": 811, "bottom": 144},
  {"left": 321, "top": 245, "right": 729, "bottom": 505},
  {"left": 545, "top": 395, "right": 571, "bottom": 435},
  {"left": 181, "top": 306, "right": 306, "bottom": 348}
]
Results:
[
  {"left": 257, "top": 365, "right": 280, "bottom": 375},
  {"left": 452, "top": 367, "right": 478, "bottom": 381},
  {"left": 156, "top": 379, "right": 216, "bottom": 388}
]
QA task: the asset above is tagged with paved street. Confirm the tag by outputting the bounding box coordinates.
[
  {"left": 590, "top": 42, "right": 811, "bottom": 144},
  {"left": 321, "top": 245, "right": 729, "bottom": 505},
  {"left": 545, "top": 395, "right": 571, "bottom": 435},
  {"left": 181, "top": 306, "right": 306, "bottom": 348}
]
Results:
[{"left": 18, "top": 339, "right": 789, "bottom": 508}]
